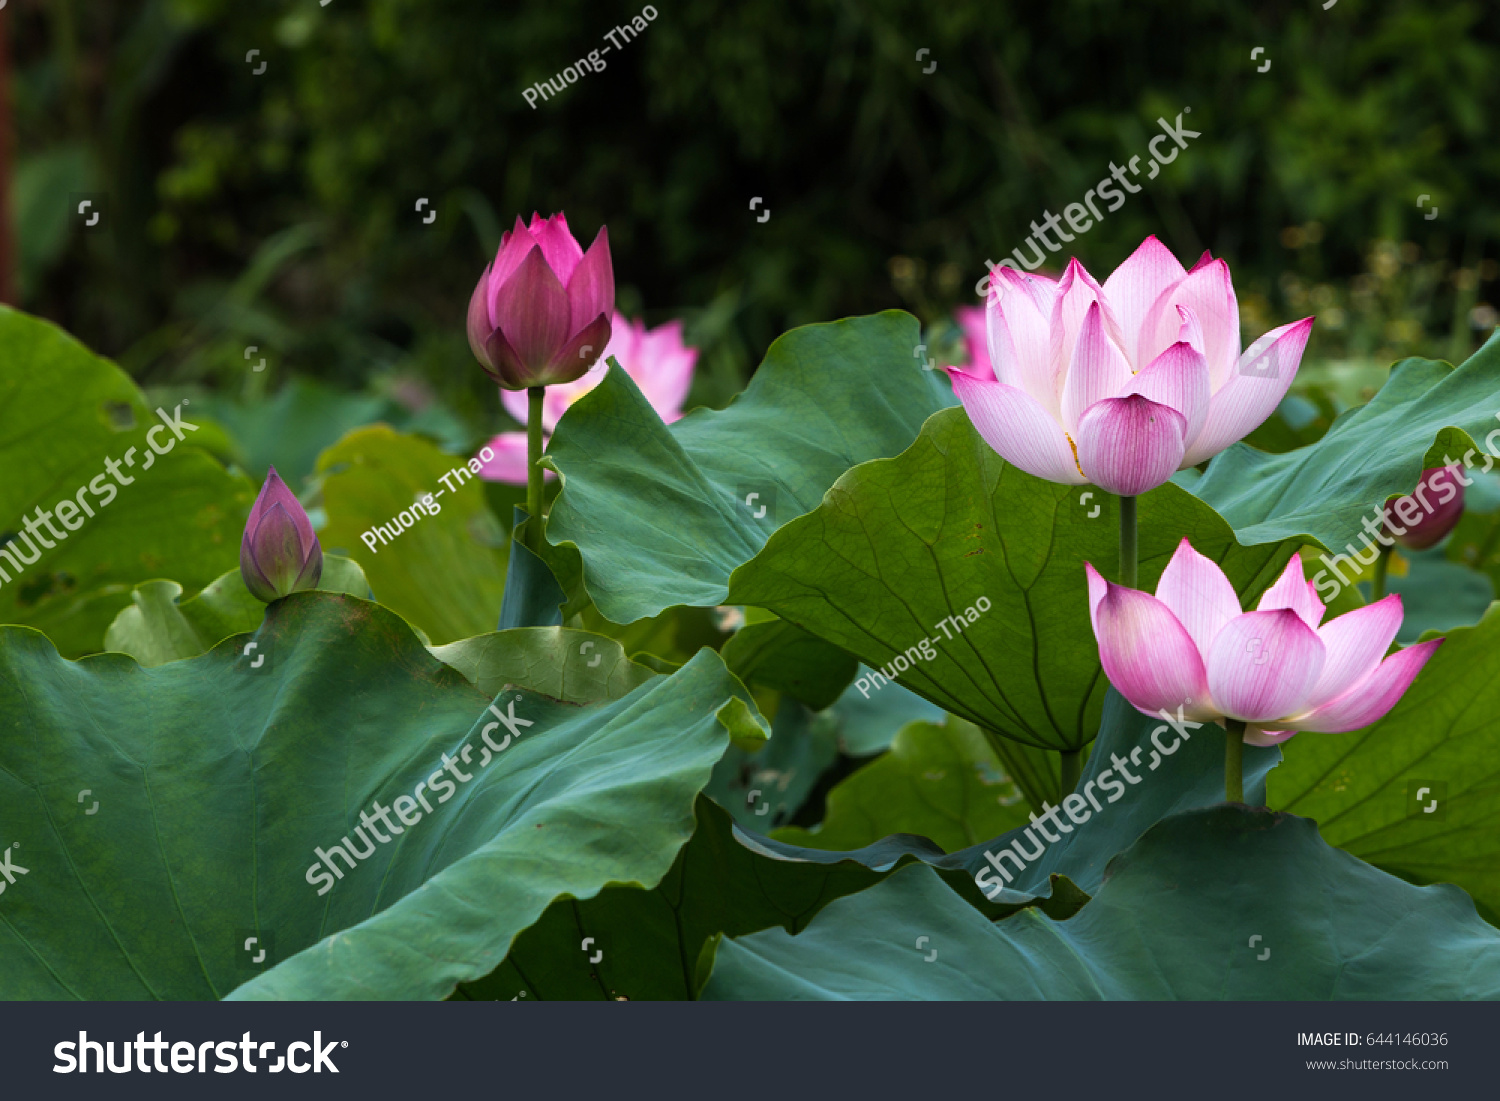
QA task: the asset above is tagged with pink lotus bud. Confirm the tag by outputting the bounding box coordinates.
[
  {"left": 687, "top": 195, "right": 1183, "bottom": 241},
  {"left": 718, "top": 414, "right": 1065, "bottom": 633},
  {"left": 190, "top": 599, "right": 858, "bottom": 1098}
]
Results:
[
  {"left": 1084, "top": 538, "right": 1442, "bottom": 746},
  {"left": 1382, "top": 466, "right": 1465, "bottom": 550},
  {"left": 240, "top": 466, "right": 323, "bottom": 603},
  {"left": 467, "top": 212, "right": 614, "bottom": 390},
  {"left": 947, "top": 237, "right": 1314, "bottom": 496}
]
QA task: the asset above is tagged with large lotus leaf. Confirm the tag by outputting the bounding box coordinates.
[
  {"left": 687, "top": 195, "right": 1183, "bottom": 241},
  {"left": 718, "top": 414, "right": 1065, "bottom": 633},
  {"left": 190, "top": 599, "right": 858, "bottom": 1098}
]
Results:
[
  {"left": 773, "top": 716, "right": 1031, "bottom": 853},
  {"left": 1269, "top": 605, "right": 1500, "bottom": 924},
  {"left": 454, "top": 796, "right": 1084, "bottom": 1001},
  {"left": 543, "top": 312, "right": 955, "bottom": 623},
  {"left": 0, "top": 308, "right": 253, "bottom": 656},
  {"left": 1188, "top": 344, "right": 1500, "bottom": 551},
  {"left": 101, "top": 556, "right": 373, "bottom": 666},
  {"left": 702, "top": 808, "right": 1500, "bottom": 1000},
  {"left": 315, "top": 425, "right": 508, "bottom": 645},
  {"left": 727, "top": 407, "right": 1296, "bottom": 751},
  {"left": 720, "top": 609, "right": 859, "bottom": 711},
  {"left": 0, "top": 592, "right": 767, "bottom": 1000}
]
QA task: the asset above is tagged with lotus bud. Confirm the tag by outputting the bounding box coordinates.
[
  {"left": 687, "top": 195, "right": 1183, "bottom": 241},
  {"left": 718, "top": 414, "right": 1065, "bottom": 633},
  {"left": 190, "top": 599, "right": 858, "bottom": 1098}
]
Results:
[
  {"left": 240, "top": 466, "right": 323, "bottom": 603},
  {"left": 467, "top": 211, "right": 615, "bottom": 390}
]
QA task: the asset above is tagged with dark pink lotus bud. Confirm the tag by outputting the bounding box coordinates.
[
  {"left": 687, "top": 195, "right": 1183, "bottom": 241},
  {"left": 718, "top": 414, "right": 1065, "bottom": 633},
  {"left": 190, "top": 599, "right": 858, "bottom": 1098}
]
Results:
[
  {"left": 240, "top": 466, "right": 323, "bottom": 603},
  {"left": 1383, "top": 466, "right": 1465, "bottom": 550},
  {"left": 466, "top": 212, "right": 615, "bottom": 389}
]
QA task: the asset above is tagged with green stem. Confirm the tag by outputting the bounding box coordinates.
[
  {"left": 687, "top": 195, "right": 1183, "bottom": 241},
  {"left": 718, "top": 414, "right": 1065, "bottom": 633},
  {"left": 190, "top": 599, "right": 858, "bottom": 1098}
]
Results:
[
  {"left": 1225, "top": 718, "right": 1245, "bottom": 804},
  {"left": 526, "top": 386, "right": 546, "bottom": 555},
  {"left": 1059, "top": 748, "right": 1082, "bottom": 797},
  {"left": 1118, "top": 494, "right": 1137, "bottom": 588},
  {"left": 1371, "top": 541, "right": 1392, "bottom": 601}
]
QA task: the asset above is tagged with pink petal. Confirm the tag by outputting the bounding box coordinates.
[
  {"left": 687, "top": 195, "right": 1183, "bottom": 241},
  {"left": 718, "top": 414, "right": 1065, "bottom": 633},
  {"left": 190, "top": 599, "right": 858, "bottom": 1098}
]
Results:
[
  {"left": 1173, "top": 304, "right": 1206, "bottom": 357},
  {"left": 1206, "top": 608, "right": 1326, "bottom": 723},
  {"left": 492, "top": 245, "right": 572, "bottom": 371},
  {"left": 565, "top": 226, "right": 615, "bottom": 340},
  {"left": 1187, "top": 250, "right": 1215, "bottom": 273},
  {"left": 948, "top": 369, "right": 1085, "bottom": 485},
  {"left": 1061, "top": 302, "right": 1134, "bottom": 434},
  {"left": 1301, "top": 595, "right": 1404, "bottom": 713},
  {"left": 1255, "top": 553, "right": 1324, "bottom": 630},
  {"left": 1154, "top": 537, "right": 1241, "bottom": 658},
  {"left": 1243, "top": 725, "right": 1297, "bottom": 747},
  {"left": 486, "top": 216, "right": 534, "bottom": 316},
  {"left": 1121, "top": 340, "right": 1211, "bottom": 449},
  {"left": 477, "top": 433, "right": 550, "bottom": 485},
  {"left": 988, "top": 269, "right": 1060, "bottom": 406},
  {"left": 1085, "top": 561, "right": 1108, "bottom": 633},
  {"left": 1139, "top": 258, "right": 1240, "bottom": 384},
  {"left": 1180, "top": 317, "right": 1315, "bottom": 467},
  {"left": 1048, "top": 258, "right": 1129, "bottom": 384},
  {"left": 546, "top": 313, "right": 614, "bottom": 380},
  {"left": 1100, "top": 236, "right": 1187, "bottom": 371},
  {"left": 467, "top": 265, "right": 496, "bottom": 368},
  {"left": 1294, "top": 639, "right": 1444, "bottom": 733},
  {"left": 1074, "top": 394, "right": 1186, "bottom": 496},
  {"left": 529, "top": 212, "right": 585, "bottom": 286},
  {"left": 1091, "top": 578, "right": 1211, "bottom": 718}
]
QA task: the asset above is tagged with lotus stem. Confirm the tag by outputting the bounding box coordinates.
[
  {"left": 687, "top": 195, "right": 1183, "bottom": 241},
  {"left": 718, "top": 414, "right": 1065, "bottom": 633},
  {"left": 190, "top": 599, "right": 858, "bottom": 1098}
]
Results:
[
  {"left": 526, "top": 386, "right": 546, "bottom": 555},
  {"left": 1118, "top": 494, "right": 1137, "bottom": 588},
  {"left": 1225, "top": 718, "right": 1245, "bottom": 804},
  {"left": 1372, "top": 542, "right": 1392, "bottom": 601},
  {"left": 1059, "top": 748, "right": 1082, "bottom": 797}
]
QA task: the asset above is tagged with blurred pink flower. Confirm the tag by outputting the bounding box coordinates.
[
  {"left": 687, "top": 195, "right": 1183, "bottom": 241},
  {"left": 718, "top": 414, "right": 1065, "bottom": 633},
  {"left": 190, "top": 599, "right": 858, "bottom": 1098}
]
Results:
[
  {"left": 1383, "top": 466, "right": 1465, "bottom": 550},
  {"left": 478, "top": 311, "right": 698, "bottom": 483},
  {"left": 1085, "top": 539, "right": 1442, "bottom": 746},
  {"left": 947, "top": 236, "right": 1314, "bottom": 496},
  {"left": 466, "top": 211, "right": 614, "bottom": 390},
  {"left": 954, "top": 306, "right": 992, "bottom": 379}
]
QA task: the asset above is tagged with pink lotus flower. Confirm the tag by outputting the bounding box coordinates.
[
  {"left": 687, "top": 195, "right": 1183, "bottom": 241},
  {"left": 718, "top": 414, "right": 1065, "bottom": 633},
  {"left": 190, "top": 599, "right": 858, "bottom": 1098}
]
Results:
[
  {"left": 1383, "top": 466, "right": 1465, "bottom": 550},
  {"left": 466, "top": 212, "right": 614, "bottom": 390},
  {"left": 478, "top": 311, "right": 698, "bottom": 483},
  {"left": 947, "top": 236, "right": 1314, "bottom": 496},
  {"left": 1085, "top": 539, "right": 1442, "bottom": 745},
  {"left": 241, "top": 466, "right": 323, "bottom": 603}
]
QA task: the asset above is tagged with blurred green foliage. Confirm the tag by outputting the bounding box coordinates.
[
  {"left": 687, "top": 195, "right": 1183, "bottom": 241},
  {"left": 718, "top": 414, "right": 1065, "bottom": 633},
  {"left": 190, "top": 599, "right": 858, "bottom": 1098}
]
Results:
[{"left": 13, "top": 0, "right": 1500, "bottom": 448}]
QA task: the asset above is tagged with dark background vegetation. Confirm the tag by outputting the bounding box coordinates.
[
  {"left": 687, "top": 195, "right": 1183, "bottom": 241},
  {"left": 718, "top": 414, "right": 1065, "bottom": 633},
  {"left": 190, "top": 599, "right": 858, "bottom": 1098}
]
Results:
[{"left": 12, "top": 0, "right": 1500, "bottom": 446}]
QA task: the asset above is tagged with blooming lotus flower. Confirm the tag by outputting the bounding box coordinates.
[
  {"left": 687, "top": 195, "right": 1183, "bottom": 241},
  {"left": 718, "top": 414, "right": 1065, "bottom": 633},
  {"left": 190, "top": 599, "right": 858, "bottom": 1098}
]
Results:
[
  {"left": 947, "top": 237, "right": 1314, "bottom": 496},
  {"left": 478, "top": 311, "right": 698, "bottom": 483},
  {"left": 1383, "top": 466, "right": 1465, "bottom": 550},
  {"left": 466, "top": 212, "right": 614, "bottom": 390},
  {"left": 241, "top": 466, "right": 323, "bottom": 603},
  {"left": 1085, "top": 538, "right": 1442, "bottom": 745}
]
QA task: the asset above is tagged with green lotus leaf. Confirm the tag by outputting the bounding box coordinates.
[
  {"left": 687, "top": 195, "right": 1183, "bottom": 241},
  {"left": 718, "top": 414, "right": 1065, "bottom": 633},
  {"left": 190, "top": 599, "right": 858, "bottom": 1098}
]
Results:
[
  {"left": 543, "top": 312, "right": 955, "bottom": 623},
  {"left": 0, "top": 308, "right": 252, "bottom": 656},
  {"left": 702, "top": 808, "right": 1500, "bottom": 999},
  {"left": 1189, "top": 343, "right": 1500, "bottom": 553},
  {"left": 0, "top": 592, "right": 765, "bottom": 1000}
]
